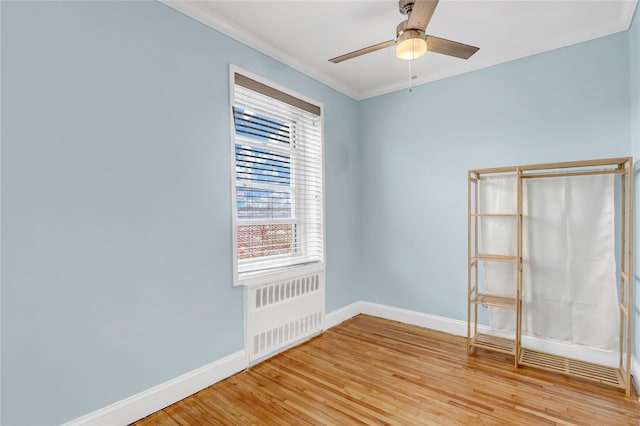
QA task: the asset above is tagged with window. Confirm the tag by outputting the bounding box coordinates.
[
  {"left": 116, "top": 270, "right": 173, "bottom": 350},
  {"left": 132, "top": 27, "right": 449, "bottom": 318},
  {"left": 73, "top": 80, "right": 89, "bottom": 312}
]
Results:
[{"left": 230, "top": 69, "right": 324, "bottom": 283}]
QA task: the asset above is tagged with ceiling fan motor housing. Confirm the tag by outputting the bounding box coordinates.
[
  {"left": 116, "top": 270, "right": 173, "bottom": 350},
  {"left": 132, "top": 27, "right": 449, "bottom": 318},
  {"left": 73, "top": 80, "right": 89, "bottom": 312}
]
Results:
[{"left": 396, "top": 20, "right": 426, "bottom": 41}]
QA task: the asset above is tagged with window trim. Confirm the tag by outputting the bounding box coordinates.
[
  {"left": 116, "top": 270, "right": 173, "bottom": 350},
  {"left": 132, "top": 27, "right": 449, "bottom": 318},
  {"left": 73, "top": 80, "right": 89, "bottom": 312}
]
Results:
[{"left": 229, "top": 65, "right": 326, "bottom": 287}]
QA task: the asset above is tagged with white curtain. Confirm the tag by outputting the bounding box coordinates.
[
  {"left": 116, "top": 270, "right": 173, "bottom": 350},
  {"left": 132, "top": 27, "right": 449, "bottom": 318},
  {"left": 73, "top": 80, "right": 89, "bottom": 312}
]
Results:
[{"left": 480, "top": 174, "right": 618, "bottom": 350}]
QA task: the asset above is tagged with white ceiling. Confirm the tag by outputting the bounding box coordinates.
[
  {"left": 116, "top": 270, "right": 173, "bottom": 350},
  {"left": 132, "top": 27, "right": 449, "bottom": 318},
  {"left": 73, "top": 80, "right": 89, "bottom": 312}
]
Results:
[{"left": 161, "top": 0, "right": 637, "bottom": 100}]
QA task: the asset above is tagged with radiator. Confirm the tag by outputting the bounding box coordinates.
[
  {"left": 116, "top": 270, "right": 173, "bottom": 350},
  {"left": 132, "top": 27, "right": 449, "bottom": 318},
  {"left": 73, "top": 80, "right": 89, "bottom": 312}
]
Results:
[{"left": 245, "top": 267, "right": 325, "bottom": 363}]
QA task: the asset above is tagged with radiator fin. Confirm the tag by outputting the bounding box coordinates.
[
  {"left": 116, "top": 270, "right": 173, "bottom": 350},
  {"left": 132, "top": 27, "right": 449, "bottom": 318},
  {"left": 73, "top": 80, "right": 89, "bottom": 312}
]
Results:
[{"left": 255, "top": 274, "right": 321, "bottom": 309}]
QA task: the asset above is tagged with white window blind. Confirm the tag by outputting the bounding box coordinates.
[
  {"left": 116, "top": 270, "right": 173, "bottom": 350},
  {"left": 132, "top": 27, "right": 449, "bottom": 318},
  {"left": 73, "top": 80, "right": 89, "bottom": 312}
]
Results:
[{"left": 231, "top": 72, "right": 324, "bottom": 281}]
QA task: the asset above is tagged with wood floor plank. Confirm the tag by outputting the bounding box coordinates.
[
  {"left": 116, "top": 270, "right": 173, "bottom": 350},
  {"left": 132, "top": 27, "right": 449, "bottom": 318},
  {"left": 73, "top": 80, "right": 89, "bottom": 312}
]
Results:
[{"left": 133, "top": 315, "right": 640, "bottom": 425}]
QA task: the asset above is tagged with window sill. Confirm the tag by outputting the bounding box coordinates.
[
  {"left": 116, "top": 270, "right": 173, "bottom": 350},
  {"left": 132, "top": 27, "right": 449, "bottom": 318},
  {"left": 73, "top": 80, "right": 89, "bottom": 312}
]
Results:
[{"left": 234, "top": 262, "right": 325, "bottom": 288}]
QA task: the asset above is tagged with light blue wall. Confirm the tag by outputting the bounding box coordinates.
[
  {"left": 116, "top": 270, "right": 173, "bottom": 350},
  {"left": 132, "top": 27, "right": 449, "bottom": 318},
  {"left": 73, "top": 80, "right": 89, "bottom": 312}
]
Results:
[
  {"left": 0, "top": 1, "right": 360, "bottom": 425},
  {"left": 631, "top": 9, "right": 639, "bottom": 161},
  {"left": 2, "top": 1, "right": 637, "bottom": 424},
  {"left": 629, "top": 7, "right": 640, "bottom": 359},
  {"left": 358, "top": 32, "right": 631, "bottom": 321}
]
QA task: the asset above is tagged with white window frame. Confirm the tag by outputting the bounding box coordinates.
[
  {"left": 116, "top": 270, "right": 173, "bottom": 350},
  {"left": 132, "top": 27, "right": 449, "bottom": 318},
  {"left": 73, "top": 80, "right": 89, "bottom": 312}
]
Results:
[{"left": 229, "top": 65, "right": 326, "bottom": 287}]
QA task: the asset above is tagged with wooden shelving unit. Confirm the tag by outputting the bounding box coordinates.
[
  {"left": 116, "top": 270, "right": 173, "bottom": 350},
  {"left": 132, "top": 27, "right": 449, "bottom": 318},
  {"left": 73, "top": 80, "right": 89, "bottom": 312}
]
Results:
[
  {"left": 467, "top": 165, "right": 522, "bottom": 365},
  {"left": 467, "top": 157, "right": 633, "bottom": 396}
]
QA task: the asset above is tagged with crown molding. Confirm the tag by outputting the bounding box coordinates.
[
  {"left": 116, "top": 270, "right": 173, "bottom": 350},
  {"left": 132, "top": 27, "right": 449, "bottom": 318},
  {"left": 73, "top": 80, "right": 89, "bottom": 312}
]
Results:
[
  {"left": 359, "top": 9, "right": 637, "bottom": 100},
  {"left": 161, "top": 0, "right": 637, "bottom": 101},
  {"left": 159, "top": 0, "right": 360, "bottom": 100}
]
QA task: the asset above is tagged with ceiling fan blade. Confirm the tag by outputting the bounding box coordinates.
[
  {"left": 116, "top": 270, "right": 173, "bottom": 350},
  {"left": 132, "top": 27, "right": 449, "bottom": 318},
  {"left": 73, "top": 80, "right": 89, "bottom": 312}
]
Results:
[
  {"left": 407, "top": 0, "right": 439, "bottom": 31},
  {"left": 329, "top": 40, "right": 396, "bottom": 64},
  {"left": 426, "top": 35, "right": 479, "bottom": 59}
]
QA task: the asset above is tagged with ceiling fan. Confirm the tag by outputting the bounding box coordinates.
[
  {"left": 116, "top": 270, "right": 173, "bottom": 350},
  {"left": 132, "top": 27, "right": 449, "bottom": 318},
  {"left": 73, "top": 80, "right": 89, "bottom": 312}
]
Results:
[{"left": 329, "top": 0, "right": 479, "bottom": 64}]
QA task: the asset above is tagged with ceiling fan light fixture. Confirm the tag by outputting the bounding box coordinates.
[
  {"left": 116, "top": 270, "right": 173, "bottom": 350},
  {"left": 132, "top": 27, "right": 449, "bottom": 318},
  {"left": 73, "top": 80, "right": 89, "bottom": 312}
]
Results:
[{"left": 396, "top": 31, "right": 427, "bottom": 60}]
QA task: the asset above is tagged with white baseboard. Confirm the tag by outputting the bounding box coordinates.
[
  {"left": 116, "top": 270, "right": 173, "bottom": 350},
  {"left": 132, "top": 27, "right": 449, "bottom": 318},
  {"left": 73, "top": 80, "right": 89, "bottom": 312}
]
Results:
[
  {"left": 64, "top": 350, "right": 247, "bottom": 426},
  {"left": 66, "top": 300, "right": 362, "bottom": 425},
  {"left": 65, "top": 301, "right": 640, "bottom": 424},
  {"left": 359, "top": 301, "right": 468, "bottom": 336},
  {"left": 336, "top": 301, "right": 638, "bottom": 386},
  {"left": 324, "top": 301, "right": 363, "bottom": 329}
]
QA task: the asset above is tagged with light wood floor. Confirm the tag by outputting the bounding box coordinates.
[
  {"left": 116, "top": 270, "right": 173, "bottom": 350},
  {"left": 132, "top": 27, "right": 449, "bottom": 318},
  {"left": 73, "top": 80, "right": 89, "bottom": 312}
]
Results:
[{"left": 134, "top": 315, "right": 640, "bottom": 425}]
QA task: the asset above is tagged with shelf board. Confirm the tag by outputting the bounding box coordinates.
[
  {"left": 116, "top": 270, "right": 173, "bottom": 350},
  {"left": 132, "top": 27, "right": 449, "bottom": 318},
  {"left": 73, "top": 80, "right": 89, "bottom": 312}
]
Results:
[
  {"left": 519, "top": 348, "right": 625, "bottom": 388},
  {"left": 472, "top": 254, "right": 518, "bottom": 263},
  {"left": 471, "top": 294, "right": 517, "bottom": 309},
  {"left": 469, "top": 333, "right": 515, "bottom": 355}
]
